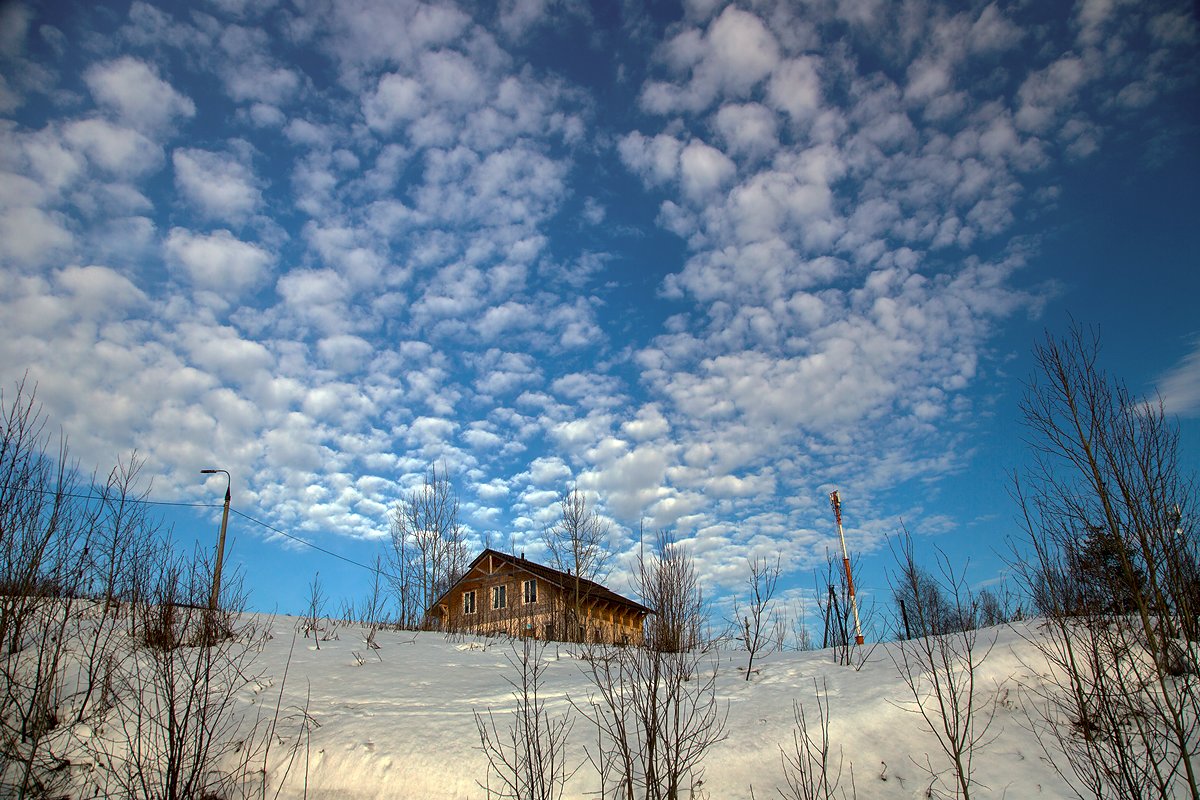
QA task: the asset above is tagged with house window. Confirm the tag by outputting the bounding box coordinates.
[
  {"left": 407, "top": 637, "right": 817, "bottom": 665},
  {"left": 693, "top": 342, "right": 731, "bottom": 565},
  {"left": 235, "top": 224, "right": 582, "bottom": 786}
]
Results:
[
  {"left": 463, "top": 591, "right": 477, "bottom": 615},
  {"left": 523, "top": 579, "right": 537, "bottom": 604},
  {"left": 492, "top": 585, "right": 507, "bottom": 610}
]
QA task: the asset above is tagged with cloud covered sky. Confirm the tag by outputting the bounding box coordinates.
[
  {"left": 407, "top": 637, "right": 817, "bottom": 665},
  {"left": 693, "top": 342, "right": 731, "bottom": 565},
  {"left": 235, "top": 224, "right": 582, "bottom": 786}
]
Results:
[{"left": 2, "top": 0, "right": 1197, "bottom": 612}]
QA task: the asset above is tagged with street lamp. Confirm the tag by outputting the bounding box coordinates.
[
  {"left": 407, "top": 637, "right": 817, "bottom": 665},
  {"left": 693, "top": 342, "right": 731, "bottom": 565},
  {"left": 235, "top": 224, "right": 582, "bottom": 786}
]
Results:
[{"left": 201, "top": 469, "right": 231, "bottom": 612}]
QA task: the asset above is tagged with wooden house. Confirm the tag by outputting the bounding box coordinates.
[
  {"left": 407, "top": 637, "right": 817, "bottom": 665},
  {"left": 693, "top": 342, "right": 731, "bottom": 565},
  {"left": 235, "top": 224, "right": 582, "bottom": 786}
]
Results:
[{"left": 427, "top": 549, "right": 651, "bottom": 644}]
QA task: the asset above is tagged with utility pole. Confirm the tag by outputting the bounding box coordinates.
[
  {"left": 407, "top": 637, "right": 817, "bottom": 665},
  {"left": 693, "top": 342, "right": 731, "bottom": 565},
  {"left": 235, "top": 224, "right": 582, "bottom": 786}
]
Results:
[
  {"left": 201, "top": 469, "right": 231, "bottom": 611},
  {"left": 830, "top": 490, "right": 864, "bottom": 645}
]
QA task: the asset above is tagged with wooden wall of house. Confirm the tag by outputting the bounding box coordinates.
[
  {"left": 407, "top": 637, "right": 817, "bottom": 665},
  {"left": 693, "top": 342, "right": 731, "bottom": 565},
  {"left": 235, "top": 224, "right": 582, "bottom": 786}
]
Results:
[{"left": 433, "top": 556, "right": 646, "bottom": 644}]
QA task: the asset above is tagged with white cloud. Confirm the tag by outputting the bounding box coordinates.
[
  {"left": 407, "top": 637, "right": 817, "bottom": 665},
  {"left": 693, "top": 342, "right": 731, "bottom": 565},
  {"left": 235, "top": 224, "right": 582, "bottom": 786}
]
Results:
[
  {"left": 179, "top": 322, "right": 276, "bottom": 386},
  {"left": 546, "top": 298, "right": 603, "bottom": 349},
  {"left": 87, "top": 214, "right": 156, "bottom": 262},
  {"left": 315, "top": 0, "right": 471, "bottom": 78},
  {"left": 549, "top": 413, "right": 611, "bottom": 452},
  {"left": 316, "top": 334, "right": 373, "bottom": 371},
  {"left": 617, "top": 132, "right": 682, "bottom": 187},
  {"left": 463, "top": 424, "right": 504, "bottom": 450},
  {"left": 614, "top": 0, "right": 1091, "bottom": 546},
  {"left": 224, "top": 63, "right": 300, "bottom": 105},
  {"left": 217, "top": 24, "right": 300, "bottom": 104},
  {"left": 405, "top": 416, "right": 459, "bottom": 448},
  {"left": 621, "top": 405, "right": 670, "bottom": 441},
  {"left": 405, "top": 145, "right": 569, "bottom": 256},
  {"left": 968, "top": 3, "right": 1023, "bottom": 54},
  {"left": 526, "top": 455, "right": 571, "bottom": 486},
  {"left": 164, "top": 227, "right": 273, "bottom": 295},
  {"left": 0, "top": 4, "right": 32, "bottom": 58},
  {"left": 419, "top": 49, "right": 486, "bottom": 109},
  {"left": 84, "top": 56, "right": 196, "bottom": 131},
  {"left": 704, "top": 469, "right": 774, "bottom": 499},
  {"left": 581, "top": 197, "right": 605, "bottom": 225},
  {"left": 679, "top": 139, "right": 736, "bottom": 201},
  {"left": 0, "top": 0, "right": 1191, "bottom": 591},
  {"left": 713, "top": 103, "right": 779, "bottom": 157},
  {"left": 497, "top": 0, "right": 549, "bottom": 40},
  {"left": 1015, "top": 56, "right": 1090, "bottom": 134},
  {"left": 55, "top": 264, "right": 147, "bottom": 316},
  {"left": 64, "top": 118, "right": 163, "bottom": 177},
  {"left": 0, "top": 75, "right": 19, "bottom": 114},
  {"left": 475, "top": 476, "right": 511, "bottom": 501},
  {"left": 246, "top": 103, "right": 286, "bottom": 127},
  {"left": 1158, "top": 340, "right": 1200, "bottom": 417},
  {"left": 16, "top": 128, "right": 85, "bottom": 197},
  {"left": 471, "top": 349, "right": 541, "bottom": 398},
  {"left": 475, "top": 300, "right": 535, "bottom": 340},
  {"left": 364, "top": 73, "right": 424, "bottom": 130},
  {"left": 0, "top": 206, "right": 73, "bottom": 266},
  {"left": 172, "top": 147, "right": 263, "bottom": 220},
  {"left": 283, "top": 119, "right": 334, "bottom": 148},
  {"left": 1074, "top": 0, "right": 1125, "bottom": 47},
  {"left": 276, "top": 268, "right": 352, "bottom": 334},
  {"left": 580, "top": 440, "right": 674, "bottom": 520},
  {"left": 641, "top": 6, "right": 780, "bottom": 114},
  {"left": 766, "top": 56, "right": 822, "bottom": 122},
  {"left": 0, "top": 172, "right": 44, "bottom": 210},
  {"left": 262, "top": 417, "right": 324, "bottom": 472},
  {"left": 305, "top": 221, "right": 386, "bottom": 288}
]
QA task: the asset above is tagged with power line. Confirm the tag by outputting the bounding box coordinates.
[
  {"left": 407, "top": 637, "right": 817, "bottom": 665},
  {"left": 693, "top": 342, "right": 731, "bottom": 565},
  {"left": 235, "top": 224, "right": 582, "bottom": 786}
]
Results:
[
  {"left": 0, "top": 482, "right": 223, "bottom": 509},
  {"left": 229, "top": 508, "right": 397, "bottom": 582},
  {"left": 0, "top": 480, "right": 395, "bottom": 583}
]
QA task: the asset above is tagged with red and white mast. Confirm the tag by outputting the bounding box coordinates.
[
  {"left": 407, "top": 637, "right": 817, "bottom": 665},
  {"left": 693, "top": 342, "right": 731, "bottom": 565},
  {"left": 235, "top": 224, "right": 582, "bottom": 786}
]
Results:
[{"left": 830, "top": 490, "right": 864, "bottom": 645}]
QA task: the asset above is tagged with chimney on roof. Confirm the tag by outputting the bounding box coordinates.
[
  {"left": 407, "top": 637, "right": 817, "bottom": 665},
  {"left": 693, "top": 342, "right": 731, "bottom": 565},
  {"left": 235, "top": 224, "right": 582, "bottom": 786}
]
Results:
[{"left": 520, "top": 551, "right": 525, "bottom": 560}]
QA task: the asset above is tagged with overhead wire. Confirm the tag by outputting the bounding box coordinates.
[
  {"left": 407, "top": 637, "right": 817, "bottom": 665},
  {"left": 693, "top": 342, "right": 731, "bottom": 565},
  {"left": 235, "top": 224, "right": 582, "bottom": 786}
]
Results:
[
  {"left": 229, "top": 508, "right": 397, "bottom": 582},
  {"left": 0, "top": 480, "right": 397, "bottom": 582},
  {"left": 0, "top": 482, "right": 223, "bottom": 509}
]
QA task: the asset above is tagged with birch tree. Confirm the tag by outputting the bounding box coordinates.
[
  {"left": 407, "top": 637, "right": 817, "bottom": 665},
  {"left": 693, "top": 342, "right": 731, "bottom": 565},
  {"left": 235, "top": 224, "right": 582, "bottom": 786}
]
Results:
[{"left": 387, "top": 464, "right": 468, "bottom": 629}]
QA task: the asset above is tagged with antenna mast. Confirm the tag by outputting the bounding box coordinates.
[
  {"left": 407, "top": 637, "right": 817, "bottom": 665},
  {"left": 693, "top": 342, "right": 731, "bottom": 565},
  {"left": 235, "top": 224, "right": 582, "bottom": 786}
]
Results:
[{"left": 830, "top": 490, "right": 864, "bottom": 645}]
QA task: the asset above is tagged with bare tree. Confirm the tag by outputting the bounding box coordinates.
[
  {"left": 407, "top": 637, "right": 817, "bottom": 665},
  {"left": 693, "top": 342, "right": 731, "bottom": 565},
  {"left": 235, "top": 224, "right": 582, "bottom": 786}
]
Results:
[
  {"left": 577, "top": 527, "right": 725, "bottom": 799},
  {"left": 544, "top": 486, "right": 613, "bottom": 642},
  {"left": 812, "top": 548, "right": 880, "bottom": 671},
  {"left": 74, "top": 454, "right": 163, "bottom": 723},
  {"left": 359, "top": 555, "right": 389, "bottom": 650},
  {"left": 778, "top": 678, "right": 852, "bottom": 800},
  {"left": 301, "top": 572, "right": 328, "bottom": 648},
  {"left": 387, "top": 463, "right": 468, "bottom": 629},
  {"left": 889, "top": 531, "right": 997, "bottom": 800},
  {"left": 816, "top": 554, "right": 849, "bottom": 663},
  {"left": 0, "top": 379, "right": 301, "bottom": 798},
  {"left": 638, "top": 529, "right": 705, "bottom": 653},
  {"left": 781, "top": 597, "right": 815, "bottom": 652},
  {"left": 978, "top": 590, "right": 1001, "bottom": 630},
  {"left": 91, "top": 454, "right": 155, "bottom": 615},
  {"left": 475, "top": 636, "right": 580, "bottom": 800},
  {"left": 579, "top": 644, "right": 726, "bottom": 800},
  {"left": 732, "top": 555, "right": 781, "bottom": 680},
  {"left": 891, "top": 536, "right": 978, "bottom": 641},
  {"left": 0, "top": 379, "right": 95, "bottom": 797},
  {"left": 84, "top": 537, "right": 269, "bottom": 800},
  {"left": 1011, "top": 325, "right": 1200, "bottom": 800}
]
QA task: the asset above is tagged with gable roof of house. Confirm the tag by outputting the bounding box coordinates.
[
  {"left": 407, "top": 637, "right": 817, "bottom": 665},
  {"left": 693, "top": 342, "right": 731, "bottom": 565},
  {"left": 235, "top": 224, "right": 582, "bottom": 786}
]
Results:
[{"left": 431, "top": 548, "right": 653, "bottom": 616}]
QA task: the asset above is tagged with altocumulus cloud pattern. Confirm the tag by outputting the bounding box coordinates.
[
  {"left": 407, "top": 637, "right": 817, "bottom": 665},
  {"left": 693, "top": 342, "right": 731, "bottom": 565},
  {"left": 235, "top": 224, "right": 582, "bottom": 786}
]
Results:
[{"left": 0, "top": 0, "right": 1197, "bottom": 603}]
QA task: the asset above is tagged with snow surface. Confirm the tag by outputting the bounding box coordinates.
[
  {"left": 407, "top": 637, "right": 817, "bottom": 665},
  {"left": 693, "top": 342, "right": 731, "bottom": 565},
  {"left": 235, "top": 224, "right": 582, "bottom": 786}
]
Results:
[{"left": 206, "top": 617, "right": 1074, "bottom": 799}]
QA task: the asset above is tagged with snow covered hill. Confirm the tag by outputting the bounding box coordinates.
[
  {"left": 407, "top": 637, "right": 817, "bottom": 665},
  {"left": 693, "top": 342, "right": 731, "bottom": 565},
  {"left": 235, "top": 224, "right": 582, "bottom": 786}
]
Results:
[{"left": 215, "top": 617, "right": 1067, "bottom": 799}]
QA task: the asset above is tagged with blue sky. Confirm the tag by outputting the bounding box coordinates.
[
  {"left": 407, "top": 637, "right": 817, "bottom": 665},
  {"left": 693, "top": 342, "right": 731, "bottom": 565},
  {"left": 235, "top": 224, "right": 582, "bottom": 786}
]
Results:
[{"left": 1, "top": 0, "right": 1197, "bottom": 621}]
